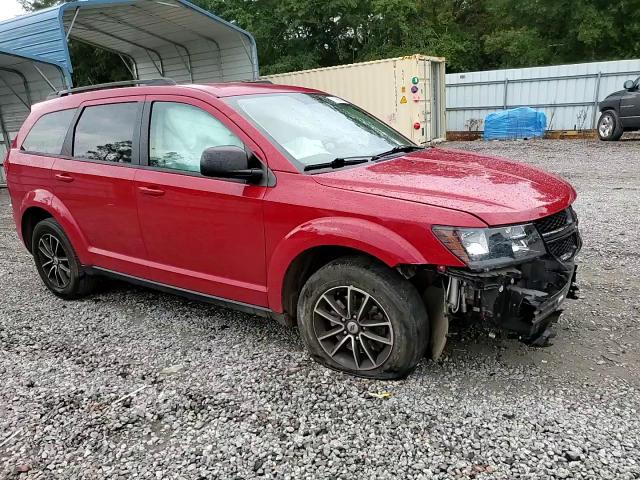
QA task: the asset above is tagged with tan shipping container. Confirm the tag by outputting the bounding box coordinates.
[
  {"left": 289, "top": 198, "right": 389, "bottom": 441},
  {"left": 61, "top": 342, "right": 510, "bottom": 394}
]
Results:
[{"left": 266, "top": 54, "right": 446, "bottom": 145}]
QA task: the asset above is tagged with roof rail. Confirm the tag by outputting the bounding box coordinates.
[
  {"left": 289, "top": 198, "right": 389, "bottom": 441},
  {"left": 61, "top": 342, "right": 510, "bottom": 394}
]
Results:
[{"left": 49, "top": 78, "right": 177, "bottom": 98}]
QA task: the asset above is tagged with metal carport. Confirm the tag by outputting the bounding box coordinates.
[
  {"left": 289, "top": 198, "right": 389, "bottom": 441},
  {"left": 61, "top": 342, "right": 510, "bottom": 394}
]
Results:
[
  {"left": 0, "top": 48, "right": 68, "bottom": 187},
  {"left": 0, "top": 0, "right": 259, "bottom": 85}
]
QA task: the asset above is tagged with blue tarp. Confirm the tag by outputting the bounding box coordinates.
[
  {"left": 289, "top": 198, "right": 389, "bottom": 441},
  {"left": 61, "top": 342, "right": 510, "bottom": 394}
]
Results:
[{"left": 484, "top": 107, "right": 547, "bottom": 140}]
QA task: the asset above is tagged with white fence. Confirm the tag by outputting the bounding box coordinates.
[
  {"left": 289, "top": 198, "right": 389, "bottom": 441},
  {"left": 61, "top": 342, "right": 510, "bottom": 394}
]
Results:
[{"left": 446, "top": 59, "right": 640, "bottom": 133}]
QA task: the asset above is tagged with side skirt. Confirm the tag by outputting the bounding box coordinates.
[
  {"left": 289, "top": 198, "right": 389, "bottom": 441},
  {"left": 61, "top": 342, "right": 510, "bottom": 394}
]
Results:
[{"left": 87, "top": 266, "right": 278, "bottom": 320}]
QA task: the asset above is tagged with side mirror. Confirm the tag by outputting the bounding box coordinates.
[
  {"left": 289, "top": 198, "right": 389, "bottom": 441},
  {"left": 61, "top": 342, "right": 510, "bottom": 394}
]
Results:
[
  {"left": 624, "top": 80, "right": 636, "bottom": 90},
  {"left": 200, "top": 146, "right": 263, "bottom": 182}
]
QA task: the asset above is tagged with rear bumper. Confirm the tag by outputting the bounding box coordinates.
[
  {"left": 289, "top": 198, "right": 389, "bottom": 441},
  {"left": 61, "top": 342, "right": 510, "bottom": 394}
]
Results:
[{"left": 445, "top": 257, "right": 579, "bottom": 341}]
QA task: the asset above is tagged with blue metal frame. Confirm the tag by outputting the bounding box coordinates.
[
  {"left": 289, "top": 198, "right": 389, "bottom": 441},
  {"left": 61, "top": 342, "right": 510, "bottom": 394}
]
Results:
[
  {"left": 0, "top": 46, "right": 67, "bottom": 72},
  {"left": 0, "top": 46, "right": 69, "bottom": 88},
  {"left": 169, "top": 0, "right": 260, "bottom": 79},
  {"left": 0, "top": 46, "right": 69, "bottom": 186},
  {"left": 0, "top": 0, "right": 259, "bottom": 86}
]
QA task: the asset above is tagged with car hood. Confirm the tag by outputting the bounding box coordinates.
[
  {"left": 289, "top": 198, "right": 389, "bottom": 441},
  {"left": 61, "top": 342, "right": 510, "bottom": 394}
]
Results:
[{"left": 313, "top": 147, "right": 576, "bottom": 225}]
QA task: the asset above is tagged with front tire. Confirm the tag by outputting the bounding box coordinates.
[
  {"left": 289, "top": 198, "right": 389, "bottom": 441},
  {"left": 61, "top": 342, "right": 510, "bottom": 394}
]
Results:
[
  {"left": 597, "top": 110, "right": 623, "bottom": 141},
  {"left": 297, "top": 256, "right": 429, "bottom": 379},
  {"left": 32, "top": 218, "right": 96, "bottom": 299}
]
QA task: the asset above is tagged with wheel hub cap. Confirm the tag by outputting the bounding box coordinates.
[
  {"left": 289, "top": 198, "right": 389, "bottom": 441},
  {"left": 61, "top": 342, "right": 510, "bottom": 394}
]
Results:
[
  {"left": 37, "top": 233, "right": 71, "bottom": 289},
  {"left": 599, "top": 116, "right": 613, "bottom": 137},
  {"left": 346, "top": 321, "right": 360, "bottom": 335}
]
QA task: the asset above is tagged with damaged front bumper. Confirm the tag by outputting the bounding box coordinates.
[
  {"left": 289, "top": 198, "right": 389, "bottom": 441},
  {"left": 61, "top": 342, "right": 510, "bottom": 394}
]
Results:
[
  {"left": 444, "top": 257, "right": 580, "bottom": 343},
  {"left": 438, "top": 207, "right": 583, "bottom": 344},
  {"left": 412, "top": 207, "right": 583, "bottom": 354}
]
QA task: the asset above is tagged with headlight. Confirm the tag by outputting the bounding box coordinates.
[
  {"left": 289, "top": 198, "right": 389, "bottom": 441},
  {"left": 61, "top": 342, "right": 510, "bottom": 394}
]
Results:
[{"left": 433, "top": 224, "right": 546, "bottom": 270}]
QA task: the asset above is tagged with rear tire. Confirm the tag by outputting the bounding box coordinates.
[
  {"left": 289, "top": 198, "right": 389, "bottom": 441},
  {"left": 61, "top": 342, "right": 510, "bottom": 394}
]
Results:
[
  {"left": 32, "top": 218, "right": 96, "bottom": 299},
  {"left": 297, "top": 256, "right": 429, "bottom": 379},
  {"left": 597, "top": 110, "right": 623, "bottom": 141}
]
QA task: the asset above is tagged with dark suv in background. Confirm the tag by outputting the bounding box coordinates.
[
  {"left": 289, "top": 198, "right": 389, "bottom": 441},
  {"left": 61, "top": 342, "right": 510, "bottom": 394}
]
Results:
[{"left": 598, "top": 76, "right": 640, "bottom": 141}]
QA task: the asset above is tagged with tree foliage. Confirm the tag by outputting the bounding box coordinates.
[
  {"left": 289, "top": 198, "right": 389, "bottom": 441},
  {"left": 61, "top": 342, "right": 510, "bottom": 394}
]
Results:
[
  {"left": 197, "top": 0, "right": 640, "bottom": 74},
  {"left": 18, "top": 0, "right": 640, "bottom": 84}
]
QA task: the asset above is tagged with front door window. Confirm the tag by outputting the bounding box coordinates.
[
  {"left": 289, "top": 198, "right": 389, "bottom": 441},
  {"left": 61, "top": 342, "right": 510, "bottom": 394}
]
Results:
[{"left": 149, "top": 102, "right": 244, "bottom": 173}]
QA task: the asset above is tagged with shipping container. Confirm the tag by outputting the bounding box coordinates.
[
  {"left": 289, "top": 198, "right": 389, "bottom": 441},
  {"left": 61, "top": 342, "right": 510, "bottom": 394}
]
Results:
[{"left": 266, "top": 55, "right": 447, "bottom": 145}]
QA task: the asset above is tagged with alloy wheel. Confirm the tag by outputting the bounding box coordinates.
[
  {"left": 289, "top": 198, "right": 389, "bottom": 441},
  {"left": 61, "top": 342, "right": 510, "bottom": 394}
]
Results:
[
  {"left": 312, "top": 285, "right": 394, "bottom": 371},
  {"left": 37, "top": 233, "right": 71, "bottom": 289},
  {"left": 599, "top": 115, "right": 613, "bottom": 138}
]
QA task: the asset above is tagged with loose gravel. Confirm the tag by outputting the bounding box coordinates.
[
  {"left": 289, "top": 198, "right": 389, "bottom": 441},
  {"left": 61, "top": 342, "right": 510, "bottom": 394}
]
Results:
[{"left": 1, "top": 138, "right": 640, "bottom": 479}]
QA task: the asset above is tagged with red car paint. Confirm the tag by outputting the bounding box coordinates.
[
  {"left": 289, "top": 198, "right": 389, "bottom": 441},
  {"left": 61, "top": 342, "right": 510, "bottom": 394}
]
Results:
[
  {"left": 5, "top": 82, "right": 576, "bottom": 314},
  {"left": 314, "top": 147, "right": 576, "bottom": 226}
]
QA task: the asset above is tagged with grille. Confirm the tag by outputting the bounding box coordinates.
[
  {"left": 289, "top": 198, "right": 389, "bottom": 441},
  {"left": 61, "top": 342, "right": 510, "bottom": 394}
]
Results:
[
  {"left": 535, "top": 208, "right": 580, "bottom": 262},
  {"left": 535, "top": 209, "right": 570, "bottom": 235},
  {"left": 546, "top": 233, "right": 579, "bottom": 260}
]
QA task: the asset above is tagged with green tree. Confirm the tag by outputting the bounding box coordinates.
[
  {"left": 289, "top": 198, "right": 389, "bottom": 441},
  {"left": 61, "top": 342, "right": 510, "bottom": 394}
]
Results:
[
  {"left": 196, "top": 0, "right": 493, "bottom": 73},
  {"left": 17, "top": 0, "right": 640, "bottom": 79},
  {"left": 18, "top": 0, "right": 59, "bottom": 9}
]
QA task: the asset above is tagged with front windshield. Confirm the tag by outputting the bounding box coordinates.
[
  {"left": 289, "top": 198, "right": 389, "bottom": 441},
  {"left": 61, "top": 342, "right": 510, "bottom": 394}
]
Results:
[{"left": 224, "top": 93, "right": 412, "bottom": 169}]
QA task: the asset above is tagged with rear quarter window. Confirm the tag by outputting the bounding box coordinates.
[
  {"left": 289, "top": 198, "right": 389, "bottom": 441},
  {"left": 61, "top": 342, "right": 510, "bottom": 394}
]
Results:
[{"left": 22, "top": 109, "right": 76, "bottom": 155}]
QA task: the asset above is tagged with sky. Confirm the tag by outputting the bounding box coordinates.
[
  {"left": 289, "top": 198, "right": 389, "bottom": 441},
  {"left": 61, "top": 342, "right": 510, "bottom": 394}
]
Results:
[{"left": 0, "top": 0, "right": 26, "bottom": 21}]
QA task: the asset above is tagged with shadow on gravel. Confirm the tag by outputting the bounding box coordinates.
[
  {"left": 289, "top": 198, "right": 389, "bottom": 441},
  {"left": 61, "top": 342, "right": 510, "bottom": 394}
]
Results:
[
  {"left": 89, "top": 276, "right": 302, "bottom": 348},
  {"left": 89, "top": 277, "right": 545, "bottom": 378},
  {"left": 615, "top": 131, "right": 640, "bottom": 141}
]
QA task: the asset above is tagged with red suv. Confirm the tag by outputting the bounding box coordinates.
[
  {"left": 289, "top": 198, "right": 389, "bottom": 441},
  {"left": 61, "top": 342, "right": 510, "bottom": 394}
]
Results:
[{"left": 4, "top": 80, "right": 581, "bottom": 379}]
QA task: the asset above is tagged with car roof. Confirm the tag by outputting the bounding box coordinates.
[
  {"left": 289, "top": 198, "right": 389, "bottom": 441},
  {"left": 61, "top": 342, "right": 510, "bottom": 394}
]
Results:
[
  {"left": 187, "top": 82, "right": 323, "bottom": 97},
  {"left": 30, "top": 82, "right": 324, "bottom": 115}
]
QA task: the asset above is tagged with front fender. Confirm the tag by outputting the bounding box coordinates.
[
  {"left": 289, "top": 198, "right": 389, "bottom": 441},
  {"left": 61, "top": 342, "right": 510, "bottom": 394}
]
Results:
[
  {"left": 266, "top": 217, "right": 427, "bottom": 312},
  {"left": 599, "top": 97, "right": 621, "bottom": 112},
  {"left": 19, "top": 189, "right": 90, "bottom": 263}
]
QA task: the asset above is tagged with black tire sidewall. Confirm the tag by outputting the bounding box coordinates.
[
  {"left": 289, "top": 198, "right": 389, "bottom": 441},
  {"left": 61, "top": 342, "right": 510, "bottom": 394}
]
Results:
[
  {"left": 32, "top": 219, "right": 84, "bottom": 298},
  {"left": 297, "top": 257, "right": 429, "bottom": 379}
]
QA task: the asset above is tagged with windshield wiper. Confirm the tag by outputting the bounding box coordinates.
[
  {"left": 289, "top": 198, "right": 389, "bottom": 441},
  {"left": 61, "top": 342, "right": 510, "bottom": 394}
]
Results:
[
  {"left": 303, "top": 157, "right": 371, "bottom": 172},
  {"left": 303, "top": 145, "right": 424, "bottom": 172},
  {"left": 371, "top": 145, "right": 424, "bottom": 161}
]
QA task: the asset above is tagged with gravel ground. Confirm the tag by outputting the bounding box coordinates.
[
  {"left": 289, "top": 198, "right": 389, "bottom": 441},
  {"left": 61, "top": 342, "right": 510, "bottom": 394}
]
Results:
[{"left": 1, "top": 139, "right": 640, "bottom": 479}]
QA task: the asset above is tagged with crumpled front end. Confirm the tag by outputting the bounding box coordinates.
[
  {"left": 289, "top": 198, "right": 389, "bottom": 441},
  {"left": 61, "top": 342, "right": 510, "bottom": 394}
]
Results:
[
  {"left": 450, "top": 208, "right": 581, "bottom": 343},
  {"left": 445, "top": 258, "right": 579, "bottom": 343},
  {"left": 416, "top": 208, "right": 582, "bottom": 349}
]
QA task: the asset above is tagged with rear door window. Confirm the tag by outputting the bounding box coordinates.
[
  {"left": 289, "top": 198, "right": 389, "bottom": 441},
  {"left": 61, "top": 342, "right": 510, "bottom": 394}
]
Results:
[
  {"left": 73, "top": 103, "right": 140, "bottom": 163},
  {"left": 22, "top": 109, "right": 76, "bottom": 154}
]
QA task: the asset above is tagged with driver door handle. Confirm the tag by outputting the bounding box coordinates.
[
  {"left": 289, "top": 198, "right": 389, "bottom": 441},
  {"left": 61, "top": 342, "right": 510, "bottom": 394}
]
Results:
[
  {"left": 138, "top": 186, "right": 165, "bottom": 197},
  {"left": 54, "top": 172, "right": 74, "bottom": 183}
]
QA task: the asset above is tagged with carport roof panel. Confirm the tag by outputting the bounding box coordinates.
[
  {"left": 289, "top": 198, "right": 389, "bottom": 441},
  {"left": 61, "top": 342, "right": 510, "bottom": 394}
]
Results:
[
  {"left": 0, "top": 46, "right": 66, "bottom": 72},
  {"left": 0, "top": 6, "right": 69, "bottom": 68},
  {"left": 0, "top": 0, "right": 258, "bottom": 79},
  {"left": 0, "top": 46, "right": 68, "bottom": 141}
]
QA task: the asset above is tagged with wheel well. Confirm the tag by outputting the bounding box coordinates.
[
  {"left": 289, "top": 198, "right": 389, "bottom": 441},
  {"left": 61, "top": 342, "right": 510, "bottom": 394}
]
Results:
[
  {"left": 281, "top": 246, "right": 381, "bottom": 321},
  {"left": 21, "top": 207, "right": 52, "bottom": 253}
]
